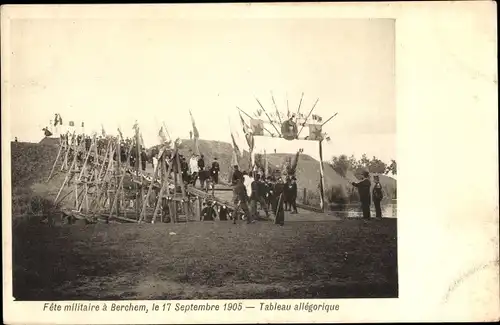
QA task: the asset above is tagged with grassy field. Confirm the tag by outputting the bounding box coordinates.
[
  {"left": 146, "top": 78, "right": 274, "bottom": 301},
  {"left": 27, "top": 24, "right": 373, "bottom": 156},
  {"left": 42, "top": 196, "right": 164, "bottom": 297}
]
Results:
[
  {"left": 10, "top": 140, "right": 398, "bottom": 300},
  {"left": 12, "top": 218, "right": 397, "bottom": 300}
]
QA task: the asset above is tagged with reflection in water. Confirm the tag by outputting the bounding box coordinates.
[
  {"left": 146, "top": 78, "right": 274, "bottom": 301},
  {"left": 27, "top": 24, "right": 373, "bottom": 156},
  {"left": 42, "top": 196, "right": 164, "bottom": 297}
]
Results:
[{"left": 329, "top": 203, "right": 397, "bottom": 219}]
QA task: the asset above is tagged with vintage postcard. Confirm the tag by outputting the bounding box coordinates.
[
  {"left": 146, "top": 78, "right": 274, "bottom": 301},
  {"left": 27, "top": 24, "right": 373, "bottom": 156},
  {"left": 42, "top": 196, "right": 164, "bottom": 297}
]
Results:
[{"left": 2, "top": 2, "right": 498, "bottom": 324}]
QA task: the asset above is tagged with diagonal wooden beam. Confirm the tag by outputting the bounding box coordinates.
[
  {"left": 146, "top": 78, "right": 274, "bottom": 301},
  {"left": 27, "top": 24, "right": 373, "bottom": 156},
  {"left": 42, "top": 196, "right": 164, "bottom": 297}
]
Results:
[
  {"left": 256, "top": 98, "right": 282, "bottom": 136},
  {"left": 297, "top": 98, "right": 319, "bottom": 138}
]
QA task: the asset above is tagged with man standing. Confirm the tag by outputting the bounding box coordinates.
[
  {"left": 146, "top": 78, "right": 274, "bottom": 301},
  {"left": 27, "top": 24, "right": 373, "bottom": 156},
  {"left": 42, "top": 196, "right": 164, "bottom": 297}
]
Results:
[
  {"left": 231, "top": 165, "right": 243, "bottom": 204},
  {"left": 352, "top": 171, "right": 372, "bottom": 219},
  {"left": 372, "top": 175, "right": 384, "bottom": 218},
  {"left": 218, "top": 205, "right": 229, "bottom": 221},
  {"left": 272, "top": 178, "right": 285, "bottom": 226},
  {"left": 189, "top": 153, "right": 199, "bottom": 186},
  {"left": 197, "top": 154, "right": 205, "bottom": 171},
  {"left": 201, "top": 201, "right": 217, "bottom": 221},
  {"left": 250, "top": 174, "right": 270, "bottom": 220},
  {"left": 210, "top": 157, "right": 220, "bottom": 184},
  {"left": 283, "top": 176, "right": 291, "bottom": 211},
  {"left": 233, "top": 178, "right": 252, "bottom": 224},
  {"left": 289, "top": 176, "right": 298, "bottom": 214},
  {"left": 140, "top": 149, "right": 148, "bottom": 171}
]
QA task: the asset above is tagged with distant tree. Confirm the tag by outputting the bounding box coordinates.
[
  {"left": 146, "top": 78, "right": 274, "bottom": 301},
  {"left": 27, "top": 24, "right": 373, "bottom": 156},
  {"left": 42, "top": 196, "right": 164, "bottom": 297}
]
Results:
[
  {"left": 368, "top": 156, "right": 387, "bottom": 174},
  {"left": 359, "top": 154, "right": 370, "bottom": 169},
  {"left": 330, "top": 155, "right": 350, "bottom": 177},
  {"left": 385, "top": 159, "right": 397, "bottom": 175}
]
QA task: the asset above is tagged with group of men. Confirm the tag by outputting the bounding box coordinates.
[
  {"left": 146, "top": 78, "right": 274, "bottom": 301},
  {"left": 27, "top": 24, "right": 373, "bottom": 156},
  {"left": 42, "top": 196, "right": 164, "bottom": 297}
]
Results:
[
  {"left": 229, "top": 165, "right": 299, "bottom": 226},
  {"left": 351, "top": 171, "right": 384, "bottom": 219},
  {"left": 152, "top": 152, "right": 220, "bottom": 192}
]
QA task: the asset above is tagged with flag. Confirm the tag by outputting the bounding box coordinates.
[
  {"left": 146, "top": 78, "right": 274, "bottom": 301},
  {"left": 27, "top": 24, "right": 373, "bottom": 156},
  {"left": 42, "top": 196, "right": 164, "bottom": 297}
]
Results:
[
  {"left": 117, "top": 128, "right": 124, "bottom": 140},
  {"left": 158, "top": 126, "right": 168, "bottom": 143},
  {"left": 101, "top": 125, "right": 106, "bottom": 137},
  {"left": 189, "top": 111, "right": 200, "bottom": 155},
  {"left": 250, "top": 119, "right": 264, "bottom": 136},
  {"left": 132, "top": 121, "right": 139, "bottom": 133},
  {"left": 308, "top": 124, "right": 323, "bottom": 140},
  {"left": 189, "top": 110, "right": 199, "bottom": 138},
  {"left": 140, "top": 134, "right": 145, "bottom": 148},
  {"left": 230, "top": 132, "right": 241, "bottom": 157},
  {"left": 238, "top": 111, "right": 254, "bottom": 151},
  {"left": 290, "top": 150, "right": 301, "bottom": 175}
]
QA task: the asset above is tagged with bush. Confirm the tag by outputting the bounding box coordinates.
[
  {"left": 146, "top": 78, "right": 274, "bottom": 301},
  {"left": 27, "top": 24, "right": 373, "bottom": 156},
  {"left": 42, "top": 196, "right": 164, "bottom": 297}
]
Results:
[
  {"left": 29, "top": 195, "right": 57, "bottom": 216},
  {"left": 325, "top": 185, "right": 348, "bottom": 205}
]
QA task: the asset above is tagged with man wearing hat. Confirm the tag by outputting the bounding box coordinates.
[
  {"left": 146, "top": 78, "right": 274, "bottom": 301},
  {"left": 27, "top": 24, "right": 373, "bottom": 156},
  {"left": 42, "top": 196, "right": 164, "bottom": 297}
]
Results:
[
  {"left": 352, "top": 171, "right": 372, "bottom": 219},
  {"left": 289, "top": 176, "right": 298, "bottom": 214}
]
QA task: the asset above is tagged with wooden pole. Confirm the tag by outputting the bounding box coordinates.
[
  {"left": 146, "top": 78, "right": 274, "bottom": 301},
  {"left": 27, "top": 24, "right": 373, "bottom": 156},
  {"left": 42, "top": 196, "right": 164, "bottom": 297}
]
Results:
[
  {"left": 116, "top": 137, "right": 122, "bottom": 215},
  {"left": 295, "top": 92, "right": 304, "bottom": 119},
  {"left": 318, "top": 139, "right": 326, "bottom": 213},
  {"left": 236, "top": 106, "right": 274, "bottom": 136},
  {"left": 271, "top": 91, "right": 282, "bottom": 125},
  {"left": 139, "top": 146, "right": 165, "bottom": 223},
  {"left": 47, "top": 143, "right": 63, "bottom": 182},
  {"left": 109, "top": 145, "right": 133, "bottom": 219},
  {"left": 255, "top": 98, "right": 282, "bottom": 136},
  {"left": 321, "top": 112, "right": 338, "bottom": 127},
  {"left": 135, "top": 128, "right": 142, "bottom": 218},
  {"left": 151, "top": 149, "right": 175, "bottom": 224},
  {"left": 297, "top": 98, "right": 319, "bottom": 138},
  {"left": 54, "top": 139, "right": 79, "bottom": 204}
]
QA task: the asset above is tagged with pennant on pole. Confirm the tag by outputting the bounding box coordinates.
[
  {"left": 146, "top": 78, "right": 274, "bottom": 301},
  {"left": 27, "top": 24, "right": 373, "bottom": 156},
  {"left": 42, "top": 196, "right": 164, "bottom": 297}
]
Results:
[
  {"left": 101, "top": 125, "right": 106, "bottom": 137},
  {"left": 158, "top": 126, "right": 168, "bottom": 143},
  {"left": 189, "top": 110, "right": 199, "bottom": 139},
  {"left": 230, "top": 132, "right": 241, "bottom": 157},
  {"left": 117, "top": 128, "right": 124, "bottom": 141}
]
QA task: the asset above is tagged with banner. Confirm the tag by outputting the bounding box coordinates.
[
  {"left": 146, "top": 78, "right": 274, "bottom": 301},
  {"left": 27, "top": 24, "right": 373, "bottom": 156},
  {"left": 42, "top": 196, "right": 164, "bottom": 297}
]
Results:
[
  {"left": 189, "top": 110, "right": 200, "bottom": 139},
  {"left": 250, "top": 119, "right": 265, "bottom": 136},
  {"left": 308, "top": 124, "right": 323, "bottom": 140}
]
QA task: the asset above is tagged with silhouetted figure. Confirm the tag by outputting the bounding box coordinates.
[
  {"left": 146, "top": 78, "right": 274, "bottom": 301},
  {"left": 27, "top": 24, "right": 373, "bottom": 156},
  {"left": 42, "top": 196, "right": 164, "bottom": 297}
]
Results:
[
  {"left": 272, "top": 178, "right": 285, "bottom": 226},
  {"left": 218, "top": 205, "right": 229, "bottom": 221},
  {"left": 352, "top": 171, "right": 372, "bottom": 219},
  {"left": 372, "top": 175, "right": 384, "bottom": 218},
  {"left": 289, "top": 176, "right": 298, "bottom": 214},
  {"left": 211, "top": 157, "right": 220, "bottom": 184}
]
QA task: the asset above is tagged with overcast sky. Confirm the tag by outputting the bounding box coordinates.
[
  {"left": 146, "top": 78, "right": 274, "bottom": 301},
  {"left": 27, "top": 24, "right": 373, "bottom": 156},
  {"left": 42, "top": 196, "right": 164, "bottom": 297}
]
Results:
[{"left": 9, "top": 18, "right": 395, "bottom": 162}]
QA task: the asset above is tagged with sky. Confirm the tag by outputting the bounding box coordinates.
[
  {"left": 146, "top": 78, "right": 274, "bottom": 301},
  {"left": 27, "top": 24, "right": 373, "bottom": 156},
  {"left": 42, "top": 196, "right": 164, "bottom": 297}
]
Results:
[{"left": 8, "top": 18, "right": 395, "bottom": 162}]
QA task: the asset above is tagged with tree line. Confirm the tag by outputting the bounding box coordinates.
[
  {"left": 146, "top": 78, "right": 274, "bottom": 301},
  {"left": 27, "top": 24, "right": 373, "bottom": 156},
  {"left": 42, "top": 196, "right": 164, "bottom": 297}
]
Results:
[{"left": 330, "top": 154, "right": 397, "bottom": 178}]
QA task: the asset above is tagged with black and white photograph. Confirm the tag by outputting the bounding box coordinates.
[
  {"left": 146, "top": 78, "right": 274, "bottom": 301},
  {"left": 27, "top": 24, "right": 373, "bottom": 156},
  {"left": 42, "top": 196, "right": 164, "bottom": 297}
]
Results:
[
  {"left": 2, "top": 2, "right": 498, "bottom": 324},
  {"left": 8, "top": 15, "right": 397, "bottom": 301}
]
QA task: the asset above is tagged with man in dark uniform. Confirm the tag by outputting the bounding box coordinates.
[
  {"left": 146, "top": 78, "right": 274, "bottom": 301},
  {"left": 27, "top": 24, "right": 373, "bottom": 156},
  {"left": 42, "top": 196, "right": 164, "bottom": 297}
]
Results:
[
  {"left": 250, "top": 174, "right": 270, "bottom": 220},
  {"left": 283, "top": 176, "right": 291, "bottom": 211},
  {"left": 218, "top": 204, "right": 229, "bottom": 221},
  {"left": 140, "top": 149, "right": 148, "bottom": 171},
  {"left": 372, "top": 175, "right": 384, "bottom": 218},
  {"left": 272, "top": 177, "right": 285, "bottom": 226},
  {"left": 201, "top": 201, "right": 217, "bottom": 221},
  {"left": 231, "top": 165, "right": 243, "bottom": 204},
  {"left": 352, "top": 171, "right": 372, "bottom": 219},
  {"left": 289, "top": 176, "right": 298, "bottom": 214},
  {"left": 180, "top": 156, "right": 189, "bottom": 184},
  {"left": 233, "top": 178, "right": 251, "bottom": 224},
  {"left": 210, "top": 158, "right": 220, "bottom": 184},
  {"left": 264, "top": 176, "right": 275, "bottom": 211},
  {"left": 197, "top": 154, "right": 205, "bottom": 171}
]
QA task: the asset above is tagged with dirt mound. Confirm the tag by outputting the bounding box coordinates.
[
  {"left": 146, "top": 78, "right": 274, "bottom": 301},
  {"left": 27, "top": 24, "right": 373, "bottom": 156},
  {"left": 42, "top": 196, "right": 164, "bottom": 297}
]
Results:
[
  {"left": 11, "top": 142, "right": 60, "bottom": 188},
  {"left": 39, "top": 136, "right": 60, "bottom": 146}
]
